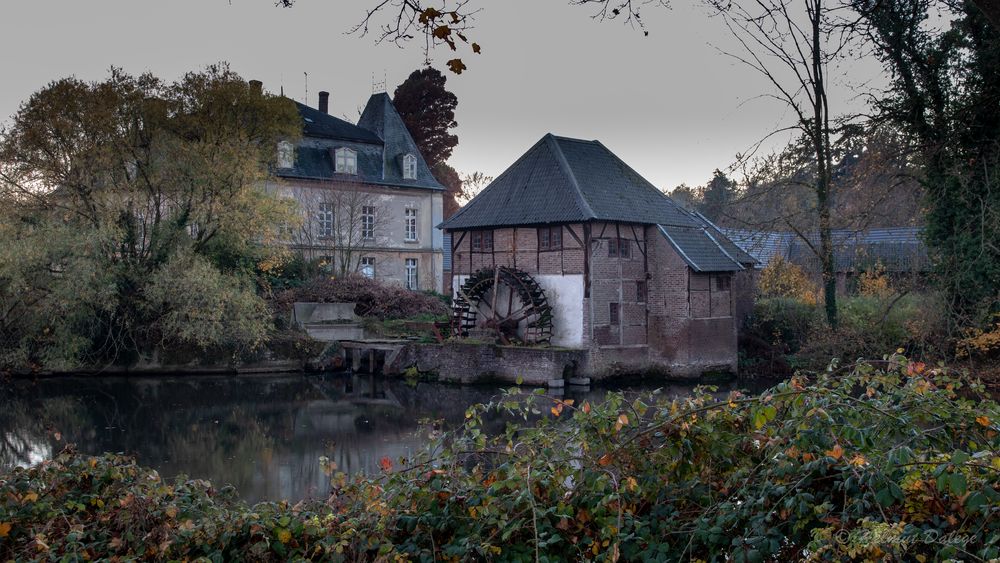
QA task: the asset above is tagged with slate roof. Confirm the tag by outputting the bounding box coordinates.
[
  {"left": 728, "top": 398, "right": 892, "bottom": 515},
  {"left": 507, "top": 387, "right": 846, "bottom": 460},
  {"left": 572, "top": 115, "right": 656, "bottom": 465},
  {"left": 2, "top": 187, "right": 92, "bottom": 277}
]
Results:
[
  {"left": 294, "top": 101, "right": 383, "bottom": 144},
  {"left": 658, "top": 225, "right": 747, "bottom": 272},
  {"left": 439, "top": 134, "right": 699, "bottom": 229},
  {"left": 277, "top": 96, "right": 444, "bottom": 191},
  {"left": 440, "top": 134, "right": 752, "bottom": 272},
  {"left": 358, "top": 93, "right": 443, "bottom": 191},
  {"left": 722, "top": 227, "right": 929, "bottom": 272}
]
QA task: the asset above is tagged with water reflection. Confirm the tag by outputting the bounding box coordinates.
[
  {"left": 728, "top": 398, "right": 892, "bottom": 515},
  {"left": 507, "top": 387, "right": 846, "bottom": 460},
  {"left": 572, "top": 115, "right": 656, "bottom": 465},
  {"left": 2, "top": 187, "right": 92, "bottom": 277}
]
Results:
[{"left": 0, "top": 374, "right": 775, "bottom": 503}]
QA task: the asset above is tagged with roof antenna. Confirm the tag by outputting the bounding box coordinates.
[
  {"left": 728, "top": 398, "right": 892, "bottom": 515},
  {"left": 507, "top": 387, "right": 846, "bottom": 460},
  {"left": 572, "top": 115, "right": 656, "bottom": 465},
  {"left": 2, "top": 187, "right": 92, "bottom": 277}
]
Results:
[
  {"left": 280, "top": 72, "right": 285, "bottom": 97},
  {"left": 303, "top": 71, "right": 308, "bottom": 105},
  {"left": 372, "top": 71, "right": 386, "bottom": 94}
]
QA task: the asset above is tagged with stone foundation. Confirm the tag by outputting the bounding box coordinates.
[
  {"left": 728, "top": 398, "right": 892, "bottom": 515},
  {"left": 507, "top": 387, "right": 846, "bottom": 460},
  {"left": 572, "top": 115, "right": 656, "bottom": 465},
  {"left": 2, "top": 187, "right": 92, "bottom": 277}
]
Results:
[{"left": 389, "top": 342, "right": 589, "bottom": 387}]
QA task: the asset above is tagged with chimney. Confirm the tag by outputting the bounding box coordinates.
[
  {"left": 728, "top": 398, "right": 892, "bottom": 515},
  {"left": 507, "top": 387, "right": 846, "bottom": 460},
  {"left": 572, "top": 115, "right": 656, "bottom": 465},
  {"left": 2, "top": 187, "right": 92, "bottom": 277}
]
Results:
[
  {"left": 248, "top": 79, "right": 263, "bottom": 94},
  {"left": 318, "top": 91, "right": 330, "bottom": 114}
]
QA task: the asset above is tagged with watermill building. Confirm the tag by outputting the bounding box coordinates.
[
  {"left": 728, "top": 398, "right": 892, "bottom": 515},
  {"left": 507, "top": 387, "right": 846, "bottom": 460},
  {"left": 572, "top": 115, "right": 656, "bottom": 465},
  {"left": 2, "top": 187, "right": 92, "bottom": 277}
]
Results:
[{"left": 439, "top": 134, "right": 756, "bottom": 377}]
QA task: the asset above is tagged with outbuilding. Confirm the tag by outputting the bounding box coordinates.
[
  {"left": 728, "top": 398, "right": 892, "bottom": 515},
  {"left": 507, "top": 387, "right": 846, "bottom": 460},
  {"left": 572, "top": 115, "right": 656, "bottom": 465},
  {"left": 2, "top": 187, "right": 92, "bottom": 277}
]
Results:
[{"left": 439, "top": 134, "right": 756, "bottom": 377}]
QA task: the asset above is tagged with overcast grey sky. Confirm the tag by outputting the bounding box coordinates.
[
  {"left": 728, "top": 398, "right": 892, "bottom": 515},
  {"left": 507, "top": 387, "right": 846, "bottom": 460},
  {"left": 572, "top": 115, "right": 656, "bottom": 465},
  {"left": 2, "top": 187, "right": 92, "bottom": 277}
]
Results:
[{"left": 0, "top": 0, "right": 882, "bottom": 190}]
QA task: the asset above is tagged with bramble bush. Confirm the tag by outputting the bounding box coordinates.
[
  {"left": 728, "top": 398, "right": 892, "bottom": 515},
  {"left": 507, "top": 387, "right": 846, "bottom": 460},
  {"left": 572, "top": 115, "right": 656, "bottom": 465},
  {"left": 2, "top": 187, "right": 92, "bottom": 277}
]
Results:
[
  {"left": 272, "top": 274, "right": 449, "bottom": 321},
  {"left": 2, "top": 355, "right": 999, "bottom": 561}
]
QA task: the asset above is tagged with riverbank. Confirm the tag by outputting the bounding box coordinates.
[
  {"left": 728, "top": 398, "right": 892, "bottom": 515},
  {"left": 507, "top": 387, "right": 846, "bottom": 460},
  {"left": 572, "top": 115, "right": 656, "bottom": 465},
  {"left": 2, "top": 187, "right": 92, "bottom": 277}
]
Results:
[{"left": 3, "top": 357, "right": 998, "bottom": 561}]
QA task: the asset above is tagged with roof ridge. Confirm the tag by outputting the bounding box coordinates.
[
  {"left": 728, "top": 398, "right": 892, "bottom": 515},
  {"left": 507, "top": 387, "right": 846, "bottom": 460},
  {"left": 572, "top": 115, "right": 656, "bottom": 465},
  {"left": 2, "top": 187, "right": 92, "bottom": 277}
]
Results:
[
  {"left": 700, "top": 226, "right": 744, "bottom": 271},
  {"left": 546, "top": 134, "right": 597, "bottom": 219}
]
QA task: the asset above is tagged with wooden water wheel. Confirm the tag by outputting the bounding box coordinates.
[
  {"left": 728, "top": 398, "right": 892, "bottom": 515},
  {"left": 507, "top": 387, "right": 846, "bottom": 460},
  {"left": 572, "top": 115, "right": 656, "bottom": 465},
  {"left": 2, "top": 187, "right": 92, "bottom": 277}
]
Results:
[{"left": 451, "top": 267, "right": 553, "bottom": 345}]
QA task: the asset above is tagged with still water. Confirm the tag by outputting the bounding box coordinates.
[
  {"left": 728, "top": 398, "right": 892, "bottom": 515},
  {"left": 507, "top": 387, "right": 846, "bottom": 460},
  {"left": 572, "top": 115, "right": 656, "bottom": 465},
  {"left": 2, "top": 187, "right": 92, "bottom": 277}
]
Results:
[{"left": 0, "top": 374, "right": 774, "bottom": 503}]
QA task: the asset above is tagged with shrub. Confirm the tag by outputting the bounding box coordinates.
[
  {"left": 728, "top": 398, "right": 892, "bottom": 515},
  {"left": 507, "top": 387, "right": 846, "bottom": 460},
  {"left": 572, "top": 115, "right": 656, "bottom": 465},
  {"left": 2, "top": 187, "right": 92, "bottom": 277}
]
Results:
[
  {"left": 746, "top": 297, "right": 821, "bottom": 354},
  {"left": 272, "top": 274, "right": 449, "bottom": 321},
  {"left": 758, "top": 256, "right": 818, "bottom": 303},
  {"left": 3, "top": 356, "right": 999, "bottom": 561}
]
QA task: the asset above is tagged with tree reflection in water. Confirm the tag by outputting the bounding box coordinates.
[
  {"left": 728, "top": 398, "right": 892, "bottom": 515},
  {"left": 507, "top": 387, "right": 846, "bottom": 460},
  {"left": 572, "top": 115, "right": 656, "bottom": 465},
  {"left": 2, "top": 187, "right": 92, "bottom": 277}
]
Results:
[{"left": 0, "top": 374, "right": 771, "bottom": 503}]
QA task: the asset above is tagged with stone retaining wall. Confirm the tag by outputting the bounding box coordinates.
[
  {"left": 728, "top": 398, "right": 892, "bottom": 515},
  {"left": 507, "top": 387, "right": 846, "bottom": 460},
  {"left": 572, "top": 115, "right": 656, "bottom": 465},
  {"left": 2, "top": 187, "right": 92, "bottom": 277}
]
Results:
[{"left": 389, "top": 343, "right": 589, "bottom": 387}]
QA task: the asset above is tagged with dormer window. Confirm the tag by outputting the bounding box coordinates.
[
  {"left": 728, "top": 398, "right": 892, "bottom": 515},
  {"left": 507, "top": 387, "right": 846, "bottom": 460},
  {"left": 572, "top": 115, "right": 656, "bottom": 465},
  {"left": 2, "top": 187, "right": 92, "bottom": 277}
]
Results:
[
  {"left": 335, "top": 147, "right": 357, "bottom": 175},
  {"left": 277, "top": 141, "right": 294, "bottom": 169},
  {"left": 402, "top": 153, "right": 417, "bottom": 180}
]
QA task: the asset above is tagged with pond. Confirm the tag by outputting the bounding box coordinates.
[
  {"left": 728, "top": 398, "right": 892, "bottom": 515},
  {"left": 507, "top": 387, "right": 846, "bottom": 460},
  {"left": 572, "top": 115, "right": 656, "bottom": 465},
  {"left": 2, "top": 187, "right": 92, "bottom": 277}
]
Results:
[{"left": 0, "top": 374, "right": 777, "bottom": 504}]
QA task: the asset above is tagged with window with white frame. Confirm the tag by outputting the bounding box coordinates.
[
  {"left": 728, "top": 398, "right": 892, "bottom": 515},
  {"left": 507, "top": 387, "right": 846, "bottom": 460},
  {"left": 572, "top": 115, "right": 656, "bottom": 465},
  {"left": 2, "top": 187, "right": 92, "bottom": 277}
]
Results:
[
  {"left": 317, "top": 203, "right": 334, "bottom": 238},
  {"left": 277, "top": 141, "right": 294, "bottom": 169},
  {"left": 360, "top": 256, "right": 376, "bottom": 279},
  {"left": 405, "top": 258, "right": 418, "bottom": 290},
  {"left": 404, "top": 208, "right": 418, "bottom": 241},
  {"left": 334, "top": 147, "right": 357, "bottom": 175},
  {"left": 361, "top": 205, "right": 376, "bottom": 239},
  {"left": 402, "top": 153, "right": 417, "bottom": 179}
]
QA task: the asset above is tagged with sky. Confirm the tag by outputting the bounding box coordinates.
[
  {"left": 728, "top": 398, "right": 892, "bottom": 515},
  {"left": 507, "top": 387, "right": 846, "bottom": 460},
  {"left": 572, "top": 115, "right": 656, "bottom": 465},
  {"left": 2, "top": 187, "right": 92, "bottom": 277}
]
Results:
[{"left": 0, "top": 0, "right": 883, "bottom": 190}]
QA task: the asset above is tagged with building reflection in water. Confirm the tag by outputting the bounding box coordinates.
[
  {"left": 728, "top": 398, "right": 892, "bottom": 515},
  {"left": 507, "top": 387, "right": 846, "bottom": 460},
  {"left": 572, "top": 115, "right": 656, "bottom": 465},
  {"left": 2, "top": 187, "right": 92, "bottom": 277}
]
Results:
[{"left": 0, "top": 373, "right": 773, "bottom": 503}]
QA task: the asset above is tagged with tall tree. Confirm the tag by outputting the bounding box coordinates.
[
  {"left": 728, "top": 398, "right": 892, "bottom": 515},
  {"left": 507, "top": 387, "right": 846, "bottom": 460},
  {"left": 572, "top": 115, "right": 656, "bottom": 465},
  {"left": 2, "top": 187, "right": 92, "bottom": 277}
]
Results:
[
  {"left": 700, "top": 169, "right": 737, "bottom": 222},
  {"left": 710, "top": 0, "right": 844, "bottom": 327},
  {"left": 392, "top": 67, "right": 458, "bottom": 168},
  {"left": 0, "top": 65, "right": 301, "bottom": 369},
  {"left": 393, "top": 66, "right": 464, "bottom": 215},
  {"left": 852, "top": 0, "right": 1000, "bottom": 321}
]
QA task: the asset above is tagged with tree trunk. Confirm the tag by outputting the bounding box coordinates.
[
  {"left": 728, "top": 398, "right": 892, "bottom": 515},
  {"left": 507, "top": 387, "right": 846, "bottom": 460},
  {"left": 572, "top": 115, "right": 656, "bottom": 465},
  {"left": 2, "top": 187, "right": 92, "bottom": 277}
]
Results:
[{"left": 810, "top": 0, "right": 838, "bottom": 327}]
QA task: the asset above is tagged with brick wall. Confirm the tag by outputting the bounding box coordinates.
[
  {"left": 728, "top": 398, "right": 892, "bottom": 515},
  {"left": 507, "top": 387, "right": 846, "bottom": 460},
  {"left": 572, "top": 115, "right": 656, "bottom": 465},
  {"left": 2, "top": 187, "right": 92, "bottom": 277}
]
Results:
[
  {"left": 646, "top": 227, "right": 738, "bottom": 376},
  {"left": 447, "top": 221, "right": 740, "bottom": 378},
  {"left": 583, "top": 222, "right": 650, "bottom": 373}
]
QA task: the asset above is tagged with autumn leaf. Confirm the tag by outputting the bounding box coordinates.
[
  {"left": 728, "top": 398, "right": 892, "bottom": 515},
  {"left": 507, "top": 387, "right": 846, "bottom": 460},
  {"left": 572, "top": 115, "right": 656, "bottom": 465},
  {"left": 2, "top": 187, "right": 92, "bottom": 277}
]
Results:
[
  {"left": 615, "top": 413, "right": 629, "bottom": 432},
  {"left": 850, "top": 454, "right": 867, "bottom": 467},
  {"left": 447, "top": 59, "right": 467, "bottom": 74},
  {"left": 907, "top": 361, "right": 926, "bottom": 376},
  {"left": 379, "top": 456, "right": 393, "bottom": 472},
  {"left": 432, "top": 25, "right": 451, "bottom": 40},
  {"left": 976, "top": 415, "right": 991, "bottom": 427},
  {"left": 472, "top": 42, "right": 482, "bottom": 54},
  {"left": 581, "top": 401, "right": 591, "bottom": 414},
  {"left": 551, "top": 406, "right": 561, "bottom": 417},
  {"left": 825, "top": 444, "right": 844, "bottom": 460},
  {"left": 598, "top": 453, "right": 613, "bottom": 466},
  {"left": 276, "top": 528, "right": 292, "bottom": 544},
  {"left": 0, "top": 522, "right": 10, "bottom": 538},
  {"left": 22, "top": 492, "right": 38, "bottom": 504},
  {"left": 418, "top": 7, "right": 442, "bottom": 24}
]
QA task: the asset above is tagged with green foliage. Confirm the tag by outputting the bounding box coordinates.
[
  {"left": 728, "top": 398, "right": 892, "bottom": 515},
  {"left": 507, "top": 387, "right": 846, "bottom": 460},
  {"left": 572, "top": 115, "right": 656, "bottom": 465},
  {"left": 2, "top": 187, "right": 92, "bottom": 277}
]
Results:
[
  {"left": 746, "top": 295, "right": 949, "bottom": 372},
  {"left": 3, "top": 357, "right": 1000, "bottom": 561},
  {"left": 747, "top": 297, "right": 822, "bottom": 354},
  {"left": 858, "top": 0, "right": 1000, "bottom": 319},
  {"left": 0, "top": 64, "right": 301, "bottom": 370},
  {"left": 143, "top": 251, "right": 271, "bottom": 355}
]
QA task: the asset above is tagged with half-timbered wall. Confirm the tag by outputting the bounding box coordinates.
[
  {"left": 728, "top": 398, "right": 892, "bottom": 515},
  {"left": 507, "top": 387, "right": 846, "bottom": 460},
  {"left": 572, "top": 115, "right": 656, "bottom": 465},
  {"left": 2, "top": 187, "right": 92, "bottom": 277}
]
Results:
[
  {"left": 448, "top": 221, "right": 740, "bottom": 376},
  {"left": 450, "top": 224, "right": 587, "bottom": 347}
]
